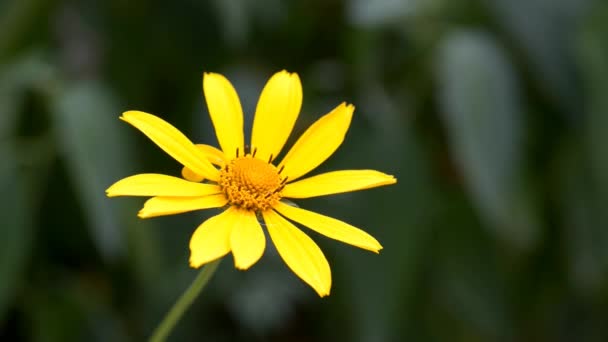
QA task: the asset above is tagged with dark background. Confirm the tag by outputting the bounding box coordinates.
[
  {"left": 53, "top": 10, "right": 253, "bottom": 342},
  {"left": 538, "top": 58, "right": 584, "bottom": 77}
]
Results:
[{"left": 2, "top": 0, "right": 608, "bottom": 341}]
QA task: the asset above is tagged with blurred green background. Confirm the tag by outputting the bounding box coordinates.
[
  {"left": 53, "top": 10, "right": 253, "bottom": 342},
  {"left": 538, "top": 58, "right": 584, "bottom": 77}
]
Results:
[{"left": 2, "top": 0, "right": 608, "bottom": 341}]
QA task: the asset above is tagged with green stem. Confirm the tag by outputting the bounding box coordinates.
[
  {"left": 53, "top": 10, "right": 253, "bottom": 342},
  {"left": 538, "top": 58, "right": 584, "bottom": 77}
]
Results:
[{"left": 149, "top": 259, "right": 222, "bottom": 342}]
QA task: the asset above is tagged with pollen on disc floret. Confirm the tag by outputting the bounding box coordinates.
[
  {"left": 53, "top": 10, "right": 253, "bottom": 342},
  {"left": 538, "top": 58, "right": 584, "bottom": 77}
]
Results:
[{"left": 219, "top": 154, "right": 285, "bottom": 211}]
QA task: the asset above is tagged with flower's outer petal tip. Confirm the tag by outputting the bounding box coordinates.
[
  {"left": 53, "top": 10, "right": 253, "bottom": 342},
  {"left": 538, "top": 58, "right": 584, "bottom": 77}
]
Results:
[
  {"left": 120, "top": 110, "right": 142, "bottom": 121},
  {"left": 233, "top": 255, "right": 261, "bottom": 271},
  {"left": 281, "top": 69, "right": 298, "bottom": 79},
  {"left": 368, "top": 240, "right": 383, "bottom": 254},
  {"left": 137, "top": 206, "right": 158, "bottom": 219},
  {"left": 202, "top": 72, "right": 221, "bottom": 86},
  {"left": 105, "top": 183, "right": 120, "bottom": 197},
  {"left": 308, "top": 279, "right": 331, "bottom": 298},
  {"left": 290, "top": 73, "right": 301, "bottom": 88},
  {"left": 189, "top": 255, "right": 206, "bottom": 269},
  {"left": 315, "top": 282, "right": 331, "bottom": 297},
  {"left": 233, "top": 252, "right": 262, "bottom": 271},
  {"left": 337, "top": 102, "right": 354, "bottom": 115},
  {"left": 284, "top": 71, "right": 299, "bottom": 83},
  {"left": 203, "top": 71, "right": 224, "bottom": 80},
  {"left": 189, "top": 258, "right": 202, "bottom": 269},
  {"left": 233, "top": 260, "right": 252, "bottom": 271},
  {"left": 189, "top": 255, "right": 223, "bottom": 269},
  {"left": 118, "top": 112, "right": 137, "bottom": 124},
  {"left": 374, "top": 172, "right": 398, "bottom": 186}
]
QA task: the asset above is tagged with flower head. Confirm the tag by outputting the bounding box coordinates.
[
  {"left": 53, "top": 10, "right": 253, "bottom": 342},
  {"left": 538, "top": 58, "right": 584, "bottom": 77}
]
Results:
[{"left": 106, "top": 70, "right": 396, "bottom": 296}]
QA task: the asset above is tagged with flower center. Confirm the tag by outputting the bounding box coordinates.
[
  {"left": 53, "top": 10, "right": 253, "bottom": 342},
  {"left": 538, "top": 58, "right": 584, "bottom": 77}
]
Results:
[{"left": 219, "top": 156, "right": 283, "bottom": 211}]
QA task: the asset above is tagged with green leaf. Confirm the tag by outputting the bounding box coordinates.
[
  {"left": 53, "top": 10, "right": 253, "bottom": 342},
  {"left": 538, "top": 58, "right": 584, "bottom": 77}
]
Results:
[
  {"left": 51, "top": 80, "right": 164, "bottom": 284},
  {"left": 0, "top": 147, "right": 33, "bottom": 322},
  {"left": 564, "top": 2, "right": 608, "bottom": 292},
  {"left": 23, "top": 276, "right": 130, "bottom": 342},
  {"left": 0, "top": 54, "right": 54, "bottom": 324},
  {"left": 347, "top": 0, "right": 414, "bottom": 28},
  {"left": 556, "top": 141, "right": 608, "bottom": 293},
  {"left": 430, "top": 203, "right": 514, "bottom": 341},
  {"left": 0, "top": 0, "right": 55, "bottom": 62},
  {"left": 437, "top": 31, "right": 539, "bottom": 250},
  {"left": 51, "top": 81, "right": 131, "bottom": 262},
  {"left": 0, "top": 54, "right": 55, "bottom": 139},
  {"left": 580, "top": 3, "right": 608, "bottom": 201},
  {"left": 485, "top": 0, "right": 591, "bottom": 115}
]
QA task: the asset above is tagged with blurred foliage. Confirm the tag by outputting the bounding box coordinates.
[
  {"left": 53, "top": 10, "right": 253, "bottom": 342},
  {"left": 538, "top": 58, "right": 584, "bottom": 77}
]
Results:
[{"left": 1, "top": 0, "right": 608, "bottom": 341}]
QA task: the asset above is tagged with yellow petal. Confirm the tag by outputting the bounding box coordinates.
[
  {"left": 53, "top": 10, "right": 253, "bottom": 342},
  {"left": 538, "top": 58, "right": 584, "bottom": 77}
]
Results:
[
  {"left": 189, "top": 208, "right": 238, "bottom": 267},
  {"left": 251, "top": 71, "right": 302, "bottom": 162},
  {"left": 106, "top": 174, "right": 221, "bottom": 197},
  {"left": 282, "top": 170, "right": 397, "bottom": 198},
  {"left": 279, "top": 103, "right": 354, "bottom": 182},
  {"left": 203, "top": 73, "right": 244, "bottom": 159},
  {"left": 181, "top": 144, "right": 228, "bottom": 182},
  {"left": 274, "top": 201, "right": 382, "bottom": 253},
  {"left": 229, "top": 209, "right": 266, "bottom": 270},
  {"left": 120, "top": 111, "right": 219, "bottom": 181},
  {"left": 138, "top": 194, "right": 227, "bottom": 218},
  {"left": 262, "top": 210, "right": 331, "bottom": 297}
]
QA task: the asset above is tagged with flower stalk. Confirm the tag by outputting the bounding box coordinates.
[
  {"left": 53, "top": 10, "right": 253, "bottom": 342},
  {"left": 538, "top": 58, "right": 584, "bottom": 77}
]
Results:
[{"left": 149, "top": 259, "right": 222, "bottom": 342}]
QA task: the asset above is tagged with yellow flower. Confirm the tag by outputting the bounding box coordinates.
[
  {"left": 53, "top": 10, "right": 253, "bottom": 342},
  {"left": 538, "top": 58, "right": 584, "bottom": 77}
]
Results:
[{"left": 106, "top": 70, "right": 396, "bottom": 296}]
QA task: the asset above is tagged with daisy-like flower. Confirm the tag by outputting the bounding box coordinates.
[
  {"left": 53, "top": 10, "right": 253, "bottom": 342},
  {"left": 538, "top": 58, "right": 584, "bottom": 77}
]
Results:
[{"left": 106, "top": 70, "right": 396, "bottom": 296}]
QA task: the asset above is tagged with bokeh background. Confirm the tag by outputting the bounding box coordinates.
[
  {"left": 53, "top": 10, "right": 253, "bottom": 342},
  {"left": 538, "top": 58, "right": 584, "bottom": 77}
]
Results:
[{"left": 2, "top": 0, "right": 608, "bottom": 341}]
